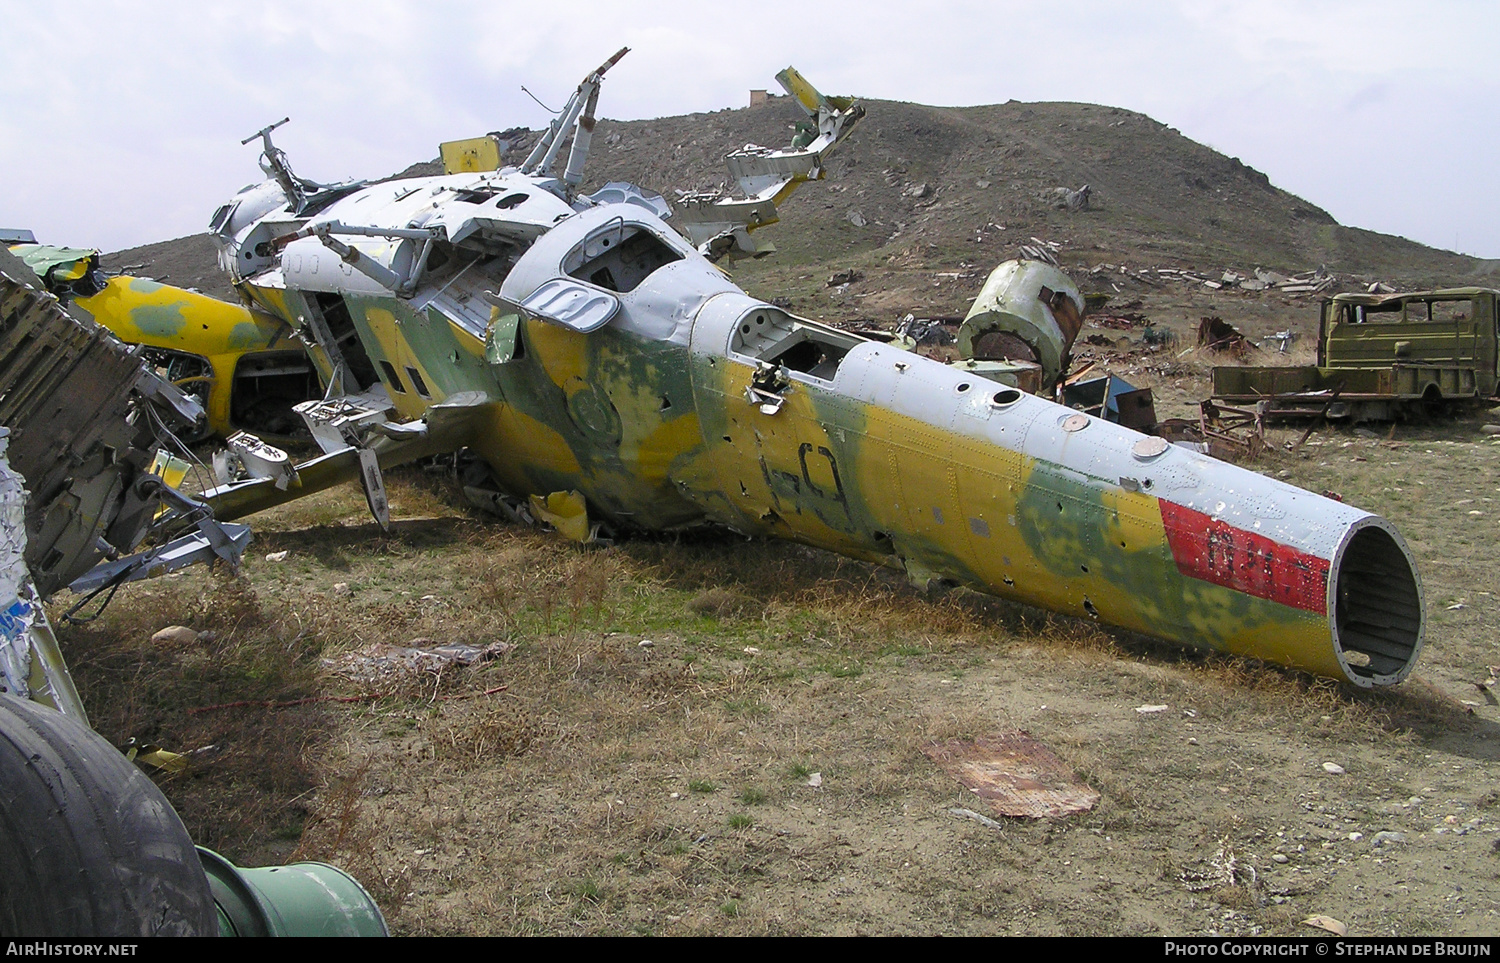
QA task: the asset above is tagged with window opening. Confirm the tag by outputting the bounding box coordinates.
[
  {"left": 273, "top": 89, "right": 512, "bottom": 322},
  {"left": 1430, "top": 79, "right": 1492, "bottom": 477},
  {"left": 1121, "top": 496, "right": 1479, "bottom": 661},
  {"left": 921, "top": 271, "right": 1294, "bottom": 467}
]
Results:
[
  {"left": 729, "top": 306, "right": 863, "bottom": 381},
  {"left": 230, "top": 351, "right": 320, "bottom": 436},
  {"left": 308, "top": 292, "right": 379, "bottom": 391},
  {"left": 564, "top": 223, "right": 683, "bottom": 294}
]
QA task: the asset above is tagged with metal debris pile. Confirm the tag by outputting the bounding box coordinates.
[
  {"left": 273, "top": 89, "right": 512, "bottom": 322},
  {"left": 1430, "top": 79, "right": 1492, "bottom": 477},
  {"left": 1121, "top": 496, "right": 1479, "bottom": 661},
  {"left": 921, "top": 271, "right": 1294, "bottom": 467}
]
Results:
[
  {"left": 1088, "top": 263, "right": 1360, "bottom": 295},
  {"left": 322, "top": 640, "right": 512, "bottom": 686}
]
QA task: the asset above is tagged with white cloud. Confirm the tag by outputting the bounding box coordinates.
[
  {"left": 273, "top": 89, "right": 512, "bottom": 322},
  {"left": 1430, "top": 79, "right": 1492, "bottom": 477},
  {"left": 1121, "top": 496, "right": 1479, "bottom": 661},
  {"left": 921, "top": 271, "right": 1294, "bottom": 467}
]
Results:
[{"left": 1, "top": 0, "right": 1495, "bottom": 256}]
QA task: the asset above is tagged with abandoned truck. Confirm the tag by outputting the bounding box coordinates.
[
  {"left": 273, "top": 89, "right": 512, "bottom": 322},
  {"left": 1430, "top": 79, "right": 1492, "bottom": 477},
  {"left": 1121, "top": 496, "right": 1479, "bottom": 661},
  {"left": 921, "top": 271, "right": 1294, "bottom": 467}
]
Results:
[{"left": 1212, "top": 287, "right": 1500, "bottom": 421}]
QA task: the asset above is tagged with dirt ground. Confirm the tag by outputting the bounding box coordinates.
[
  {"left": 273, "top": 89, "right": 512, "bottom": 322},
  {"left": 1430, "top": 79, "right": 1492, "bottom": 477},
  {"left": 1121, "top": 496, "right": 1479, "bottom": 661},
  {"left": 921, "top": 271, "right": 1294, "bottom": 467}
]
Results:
[{"left": 52, "top": 287, "right": 1500, "bottom": 938}]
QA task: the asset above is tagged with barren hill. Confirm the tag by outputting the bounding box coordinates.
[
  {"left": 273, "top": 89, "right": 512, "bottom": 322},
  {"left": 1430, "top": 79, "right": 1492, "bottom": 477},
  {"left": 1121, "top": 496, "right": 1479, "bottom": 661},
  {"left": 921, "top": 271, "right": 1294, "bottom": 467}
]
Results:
[
  {"left": 582, "top": 96, "right": 1492, "bottom": 319},
  {"left": 106, "top": 95, "right": 1494, "bottom": 318}
]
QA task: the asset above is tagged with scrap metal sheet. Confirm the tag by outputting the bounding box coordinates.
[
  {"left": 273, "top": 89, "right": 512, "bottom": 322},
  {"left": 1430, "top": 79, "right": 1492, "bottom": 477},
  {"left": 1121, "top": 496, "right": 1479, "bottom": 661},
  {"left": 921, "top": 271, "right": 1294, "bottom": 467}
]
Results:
[{"left": 924, "top": 731, "right": 1099, "bottom": 819}]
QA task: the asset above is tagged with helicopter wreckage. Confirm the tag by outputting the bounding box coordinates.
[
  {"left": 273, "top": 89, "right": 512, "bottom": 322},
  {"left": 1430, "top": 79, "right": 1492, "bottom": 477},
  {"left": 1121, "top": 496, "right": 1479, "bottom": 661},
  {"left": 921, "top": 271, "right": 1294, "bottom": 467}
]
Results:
[
  {"left": 174, "top": 50, "right": 1422, "bottom": 688},
  {"left": 8, "top": 51, "right": 1423, "bottom": 696}
]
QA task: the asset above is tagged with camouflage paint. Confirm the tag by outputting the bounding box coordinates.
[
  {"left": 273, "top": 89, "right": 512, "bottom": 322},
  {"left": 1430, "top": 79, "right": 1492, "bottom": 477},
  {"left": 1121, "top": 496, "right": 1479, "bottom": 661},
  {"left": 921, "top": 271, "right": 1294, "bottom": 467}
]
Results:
[{"left": 77, "top": 276, "right": 304, "bottom": 436}]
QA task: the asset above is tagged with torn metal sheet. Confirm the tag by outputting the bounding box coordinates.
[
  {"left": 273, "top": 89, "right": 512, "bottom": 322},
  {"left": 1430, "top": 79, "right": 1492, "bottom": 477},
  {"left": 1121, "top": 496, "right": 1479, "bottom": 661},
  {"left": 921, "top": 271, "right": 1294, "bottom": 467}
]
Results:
[
  {"left": 529, "top": 490, "right": 595, "bottom": 544},
  {"left": 673, "top": 66, "right": 865, "bottom": 261},
  {"left": 0, "top": 249, "right": 237, "bottom": 598},
  {"left": 0, "top": 428, "right": 88, "bottom": 721},
  {"left": 924, "top": 732, "right": 1100, "bottom": 819},
  {"left": 1197, "top": 315, "right": 1252, "bottom": 357}
]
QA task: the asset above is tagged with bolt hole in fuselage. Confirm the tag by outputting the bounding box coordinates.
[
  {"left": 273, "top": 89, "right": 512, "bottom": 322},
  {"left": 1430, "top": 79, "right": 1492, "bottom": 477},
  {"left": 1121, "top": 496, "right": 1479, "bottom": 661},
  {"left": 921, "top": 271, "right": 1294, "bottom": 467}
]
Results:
[{"left": 1331, "top": 522, "right": 1423, "bottom": 683}]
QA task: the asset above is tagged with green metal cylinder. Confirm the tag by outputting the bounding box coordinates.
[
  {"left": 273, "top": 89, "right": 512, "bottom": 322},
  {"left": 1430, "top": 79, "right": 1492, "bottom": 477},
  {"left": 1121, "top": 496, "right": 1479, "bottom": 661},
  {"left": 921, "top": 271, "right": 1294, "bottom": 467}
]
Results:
[{"left": 197, "top": 847, "right": 389, "bottom": 937}]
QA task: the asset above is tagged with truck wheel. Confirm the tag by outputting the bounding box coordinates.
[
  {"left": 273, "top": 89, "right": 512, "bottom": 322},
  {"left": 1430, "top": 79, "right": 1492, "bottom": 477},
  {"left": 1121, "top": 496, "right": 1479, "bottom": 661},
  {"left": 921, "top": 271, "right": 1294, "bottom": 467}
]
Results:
[
  {"left": 0, "top": 694, "right": 217, "bottom": 936},
  {"left": 1420, "top": 384, "right": 1446, "bottom": 420}
]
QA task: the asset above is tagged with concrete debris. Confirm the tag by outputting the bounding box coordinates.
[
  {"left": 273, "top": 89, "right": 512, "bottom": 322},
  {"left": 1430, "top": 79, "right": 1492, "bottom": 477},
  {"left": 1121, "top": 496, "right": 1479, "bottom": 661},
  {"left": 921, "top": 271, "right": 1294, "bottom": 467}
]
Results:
[
  {"left": 1018, "top": 239, "right": 1059, "bottom": 265},
  {"left": 150, "top": 626, "right": 202, "bottom": 646},
  {"left": 1048, "top": 184, "right": 1091, "bottom": 211},
  {"left": 1087, "top": 263, "right": 1341, "bottom": 296}
]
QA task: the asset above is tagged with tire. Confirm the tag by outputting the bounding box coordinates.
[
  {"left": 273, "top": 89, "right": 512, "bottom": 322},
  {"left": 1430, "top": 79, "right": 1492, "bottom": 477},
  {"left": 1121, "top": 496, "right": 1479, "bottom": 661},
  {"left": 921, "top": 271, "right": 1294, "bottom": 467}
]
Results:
[{"left": 0, "top": 694, "right": 217, "bottom": 936}]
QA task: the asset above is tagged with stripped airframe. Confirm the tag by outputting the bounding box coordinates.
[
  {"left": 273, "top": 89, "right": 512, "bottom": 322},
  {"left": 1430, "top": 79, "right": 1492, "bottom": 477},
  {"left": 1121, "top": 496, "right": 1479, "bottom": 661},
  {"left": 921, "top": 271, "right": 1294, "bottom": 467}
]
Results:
[{"left": 202, "top": 51, "right": 1424, "bottom": 687}]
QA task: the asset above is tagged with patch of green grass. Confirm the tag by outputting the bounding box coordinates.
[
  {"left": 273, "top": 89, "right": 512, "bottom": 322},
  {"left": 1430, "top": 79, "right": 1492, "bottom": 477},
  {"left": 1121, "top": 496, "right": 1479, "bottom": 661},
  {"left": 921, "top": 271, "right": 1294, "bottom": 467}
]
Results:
[
  {"left": 820, "top": 660, "right": 864, "bottom": 678},
  {"left": 724, "top": 698, "right": 769, "bottom": 716},
  {"left": 720, "top": 900, "right": 741, "bottom": 918},
  {"left": 688, "top": 779, "right": 718, "bottom": 794},
  {"left": 569, "top": 879, "right": 601, "bottom": 903},
  {"left": 727, "top": 813, "right": 753, "bottom": 830},
  {"left": 787, "top": 762, "right": 812, "bottom": 780},
  {"left": 738, "top": 787, "right": 768, "bottom": 805}
]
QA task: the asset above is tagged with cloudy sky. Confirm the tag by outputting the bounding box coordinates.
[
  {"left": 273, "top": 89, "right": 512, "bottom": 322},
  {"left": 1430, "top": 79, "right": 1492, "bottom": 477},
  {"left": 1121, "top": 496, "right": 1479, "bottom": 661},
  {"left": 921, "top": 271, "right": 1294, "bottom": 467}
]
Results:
[{"left": 4, "top": 1, "right": 1497, "bottom": 258}]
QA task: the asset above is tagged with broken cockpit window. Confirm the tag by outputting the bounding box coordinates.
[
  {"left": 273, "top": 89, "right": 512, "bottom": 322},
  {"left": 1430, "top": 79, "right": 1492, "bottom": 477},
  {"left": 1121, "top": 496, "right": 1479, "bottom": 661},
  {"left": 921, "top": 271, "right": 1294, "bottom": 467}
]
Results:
[
  {"left": 729, "top": 305, "right": 862, "bottom": 381},
  {"left": 563, "top": 220, "right": 683, "bottom": 294}
]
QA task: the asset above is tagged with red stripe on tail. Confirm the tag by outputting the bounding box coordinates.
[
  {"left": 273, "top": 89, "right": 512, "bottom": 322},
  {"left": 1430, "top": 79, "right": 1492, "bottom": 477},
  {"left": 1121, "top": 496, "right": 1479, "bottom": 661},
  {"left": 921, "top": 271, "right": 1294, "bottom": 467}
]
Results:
[{"left": 1159, "top": 501, "right": 1328, "bottom": 614}]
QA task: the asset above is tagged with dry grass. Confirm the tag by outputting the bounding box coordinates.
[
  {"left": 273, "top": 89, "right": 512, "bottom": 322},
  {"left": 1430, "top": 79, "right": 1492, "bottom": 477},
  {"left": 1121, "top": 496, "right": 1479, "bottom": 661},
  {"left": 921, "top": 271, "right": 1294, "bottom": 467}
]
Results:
[{"left": 49, "top": 447, "right": 1500, "bottom": 935}]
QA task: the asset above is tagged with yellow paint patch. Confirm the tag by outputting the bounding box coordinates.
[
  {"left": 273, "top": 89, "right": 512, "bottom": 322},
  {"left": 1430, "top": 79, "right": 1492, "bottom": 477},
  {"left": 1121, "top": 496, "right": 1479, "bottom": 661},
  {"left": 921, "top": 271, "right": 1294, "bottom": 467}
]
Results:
[
  {"left": 482, "top": 405, "right": 582, "bottom": 480},
  {"left": 525, "top": 319, "right": 590, "bottom": 389},
  {"left": 630, "top": 413, "right": 702, "bottom": 484}
]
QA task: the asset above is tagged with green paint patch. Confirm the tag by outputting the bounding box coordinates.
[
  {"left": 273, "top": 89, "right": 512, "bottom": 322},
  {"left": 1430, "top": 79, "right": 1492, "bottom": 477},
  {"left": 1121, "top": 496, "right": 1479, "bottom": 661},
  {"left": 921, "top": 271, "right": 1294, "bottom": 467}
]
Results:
[
  {"left": 128, "top": 300, "right": 190, "bottom": 338},
  {"left": 226, "top": 320, "right": 274, "bottom": 350},
  {"left": 126, "top": 277, "right": 167, "bottom": 294}
]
